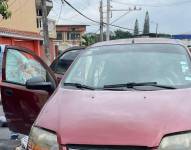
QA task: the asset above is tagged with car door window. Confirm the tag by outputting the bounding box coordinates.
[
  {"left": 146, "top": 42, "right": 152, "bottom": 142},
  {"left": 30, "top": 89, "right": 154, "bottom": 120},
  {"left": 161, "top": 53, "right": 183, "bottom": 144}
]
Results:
[
  {"left": 6, "top": 49, "right": 47, "bottom": 85},
  {"left": 52, "top": 50, "right": 81, "bottom": 74}
]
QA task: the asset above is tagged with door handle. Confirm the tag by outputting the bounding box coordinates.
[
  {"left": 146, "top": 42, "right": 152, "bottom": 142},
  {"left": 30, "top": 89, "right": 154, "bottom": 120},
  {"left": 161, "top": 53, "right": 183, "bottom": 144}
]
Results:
[{"left": 4, "top": 89, "right": 13, "bottom": 97}]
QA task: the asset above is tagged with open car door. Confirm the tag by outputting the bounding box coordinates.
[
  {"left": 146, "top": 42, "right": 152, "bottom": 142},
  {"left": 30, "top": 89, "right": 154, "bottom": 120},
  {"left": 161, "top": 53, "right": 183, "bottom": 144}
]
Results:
[{"left": 1, "top": 46, "right": 57, "bottom": 134}]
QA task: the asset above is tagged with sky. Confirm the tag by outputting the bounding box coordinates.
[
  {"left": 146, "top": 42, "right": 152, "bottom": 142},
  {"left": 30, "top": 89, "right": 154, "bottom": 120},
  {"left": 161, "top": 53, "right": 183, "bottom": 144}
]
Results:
[{"left": 49, "top": 0, "right": 191, "bottom": 35}]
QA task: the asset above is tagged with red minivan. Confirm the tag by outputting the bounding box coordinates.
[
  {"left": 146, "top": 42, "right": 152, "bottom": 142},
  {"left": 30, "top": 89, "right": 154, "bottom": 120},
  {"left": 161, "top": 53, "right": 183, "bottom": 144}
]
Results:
[{"left": 2, "top": 38, "right": 191, "bottom": 150}]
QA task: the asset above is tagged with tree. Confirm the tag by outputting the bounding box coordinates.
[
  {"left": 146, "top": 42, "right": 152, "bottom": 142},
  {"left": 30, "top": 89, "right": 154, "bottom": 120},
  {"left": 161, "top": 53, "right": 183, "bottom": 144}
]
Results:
[
  {"left": 0, "top": 0, "right": 11, "bottom": 19},
  {"left": 111, "top": 29, "right": 133, "bottom": 40},
  {"left": 143, "top": 11, "right": 150, "bottom": 34},
  {"left": 81, "top": 33, "right": 99, "bottom": 46},
  {"left": 134, "top": 19, "right": 139, "bottom": 35},
  {"left": 82, "top": 30, "right": 133, "bottom": 46}
]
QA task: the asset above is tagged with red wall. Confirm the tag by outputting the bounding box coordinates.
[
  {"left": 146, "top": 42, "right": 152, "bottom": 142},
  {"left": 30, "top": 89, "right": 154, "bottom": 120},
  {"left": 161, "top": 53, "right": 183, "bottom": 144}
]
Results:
[
  {"left": 0, "top": 37, "right": 41, "bottom": 55},
  {"left": 0, "top": 37, "right": 55, "bottom": 63}
]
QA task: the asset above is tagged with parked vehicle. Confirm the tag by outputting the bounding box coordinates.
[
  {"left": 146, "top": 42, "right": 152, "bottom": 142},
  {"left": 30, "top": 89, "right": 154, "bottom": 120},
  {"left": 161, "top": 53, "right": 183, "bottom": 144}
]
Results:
[
  {"left": 50, "top": 46, "right": 85, "bottom": 82},
  {"left": 2, "top": 38, "right": 191, "bottom": 150}
]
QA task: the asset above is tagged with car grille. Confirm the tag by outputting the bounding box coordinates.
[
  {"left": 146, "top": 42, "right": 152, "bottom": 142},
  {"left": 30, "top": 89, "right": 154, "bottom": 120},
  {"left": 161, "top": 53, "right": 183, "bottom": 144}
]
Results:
[{"left": 67, "top": 145, "right": 150, "bottom": 150}]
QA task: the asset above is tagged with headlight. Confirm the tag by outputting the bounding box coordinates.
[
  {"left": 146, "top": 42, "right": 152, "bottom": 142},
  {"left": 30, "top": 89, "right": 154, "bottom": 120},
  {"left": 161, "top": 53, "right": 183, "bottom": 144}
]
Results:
[
  {"left": 27, "top": 127, "right": 59, "bottom": 150},
  {"left": 159, "top": 132, "right": 191, "bottom": 150}
]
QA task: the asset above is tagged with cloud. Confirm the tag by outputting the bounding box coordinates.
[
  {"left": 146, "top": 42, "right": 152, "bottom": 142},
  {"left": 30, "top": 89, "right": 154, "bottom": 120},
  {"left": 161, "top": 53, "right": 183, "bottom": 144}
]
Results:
[{"left": 49, "top": 0, "right": 191, "bottom": 34}]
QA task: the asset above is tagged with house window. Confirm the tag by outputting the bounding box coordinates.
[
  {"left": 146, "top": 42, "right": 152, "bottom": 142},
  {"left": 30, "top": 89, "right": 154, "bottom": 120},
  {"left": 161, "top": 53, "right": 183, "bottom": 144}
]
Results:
[
  {"left": 37, "top": 17, "right": 42, "bottom": 29},
  {"left": 57, "top": 32, "right": 63, "bottom": 40},
  {"left": 36, "top": 9, "right": 42, "bottom": 16},
  {"left": 67, "top": 32, "right": 81, "bottom": 40}
]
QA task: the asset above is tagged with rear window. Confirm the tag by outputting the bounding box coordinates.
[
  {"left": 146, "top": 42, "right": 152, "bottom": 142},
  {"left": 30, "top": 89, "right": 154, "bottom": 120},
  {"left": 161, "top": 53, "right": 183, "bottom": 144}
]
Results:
[{"left": 51, "top": 50, "right": 81, "bottom": 74}]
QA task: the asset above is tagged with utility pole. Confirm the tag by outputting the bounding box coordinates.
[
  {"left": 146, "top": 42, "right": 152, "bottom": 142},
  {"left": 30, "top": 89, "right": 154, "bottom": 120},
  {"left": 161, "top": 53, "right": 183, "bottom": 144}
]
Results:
[
  {"left": 105, "top": 2, "right": 141, "bottom": 40},
  {"left": 156, "top": 23, "right": 158, "bottom": 37},
  {"left": 99, "top": 0, "right": 104, "bottom": 42},
  {"left": 151, "top": 21, "right": 159, "bottom": 38},
  {"left": 106, "top": 0, "right": 111, "bottom": 41},
  {"left": 41, "top": 0, "right": 50, "bottom": 59}
]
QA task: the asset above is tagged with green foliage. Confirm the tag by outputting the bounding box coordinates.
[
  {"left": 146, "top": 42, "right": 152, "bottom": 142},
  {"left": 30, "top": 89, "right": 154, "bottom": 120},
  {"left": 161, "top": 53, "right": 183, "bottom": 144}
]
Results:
[
  {"left": 82, "top": 33, "right": 98, "bottom": 46},
  {"left": 143, "top": 11, "right": 150, "bottom": 34},
  {"left": 0, "top": 0, "right": 11, "bottom": 19},
  {"left": 111, "top": 29, "right": 133, "bottom": 40},
  {"left": 134, "top": 19, "right": 139, "bottom": 35},
  {"left": 82, "top": 30, "right": 133, "bottom": 46}
]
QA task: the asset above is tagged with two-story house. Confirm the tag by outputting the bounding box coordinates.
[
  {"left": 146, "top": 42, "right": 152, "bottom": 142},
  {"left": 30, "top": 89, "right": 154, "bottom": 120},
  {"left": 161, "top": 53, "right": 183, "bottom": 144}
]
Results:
[
  {"left": 54, "top": 25, "right": 87, "bottom": 51},
  {"left": 0, "top": 0, "right": 56, "bottom": 62}
]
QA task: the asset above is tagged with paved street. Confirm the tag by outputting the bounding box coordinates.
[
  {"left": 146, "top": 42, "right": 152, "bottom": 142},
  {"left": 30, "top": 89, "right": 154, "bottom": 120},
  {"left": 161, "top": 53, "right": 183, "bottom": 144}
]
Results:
[
  {"left": 0, "top": 105, "right": 11, "bottom": 139},
  {"left": 0, "top": 105, "right": 21, "bottom": 150}
]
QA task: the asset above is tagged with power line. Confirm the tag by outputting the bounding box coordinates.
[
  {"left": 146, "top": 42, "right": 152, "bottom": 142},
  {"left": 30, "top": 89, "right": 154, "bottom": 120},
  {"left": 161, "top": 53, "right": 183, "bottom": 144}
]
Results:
[
  {"left": 112, "top": 0, "right": 191, "bottom": 7},
  {"left": 57, "top": 16, "right": 99, "bottom": 27},
  {"left": 56, "top": 0, "right": 63, "bottom": 24},
  {"left": 111, "top": 11, "right": 130, "bottom": 24},
  {"left": 62, "top": 0, "right": 134, "bottom": 31},
  {"left": 59, "top": 1, "right": 91, "bottom": 23},
  {"left": 63, "top": 0, "right": 99, "bottom": 24}
]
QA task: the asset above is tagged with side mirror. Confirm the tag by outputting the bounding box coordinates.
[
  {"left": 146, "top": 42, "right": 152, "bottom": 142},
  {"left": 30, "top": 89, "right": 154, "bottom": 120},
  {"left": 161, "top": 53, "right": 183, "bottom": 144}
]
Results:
[{"left": 26, "top": 76, "right": 53, "bottom": 92}]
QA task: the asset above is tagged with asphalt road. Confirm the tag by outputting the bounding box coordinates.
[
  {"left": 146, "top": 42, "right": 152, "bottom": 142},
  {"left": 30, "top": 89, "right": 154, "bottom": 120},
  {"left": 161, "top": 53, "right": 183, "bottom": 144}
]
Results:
[
  {"left": 0, "top": 105, "right": 22, "bottom": 150},
  {"left": 0, "top": 105, "right": 11, "bottom": 139}
]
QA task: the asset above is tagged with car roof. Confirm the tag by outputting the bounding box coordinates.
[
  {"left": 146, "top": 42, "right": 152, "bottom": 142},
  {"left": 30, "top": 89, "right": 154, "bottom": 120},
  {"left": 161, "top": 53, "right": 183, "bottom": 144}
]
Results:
[
  {"left": 63, "top": 46, "right": 86, "bottom": 52},
  {"left": 90, "top": 38, "right": 186, "bottom": 48},
  {"left": 54, "top": 46, "right": 85, "bottom": 60},
  {"left": 57, "top": 46, "right": 86, "bottom": 58}
]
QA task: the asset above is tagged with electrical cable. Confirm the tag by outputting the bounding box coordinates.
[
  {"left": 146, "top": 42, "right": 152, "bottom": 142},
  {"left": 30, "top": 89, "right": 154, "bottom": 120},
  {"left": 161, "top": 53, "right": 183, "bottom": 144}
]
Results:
[
  {"left": 56, "top": 0, "right": 63, "bottom": 24},
  {"left": 111, "top": 11, "right": 130, "bottom": 24},
  {"left": 112, "top": 0, "right": 191, "bottom": 7},
  {"left": 62, "top": 0, "right": 134, "bottom": 31}
]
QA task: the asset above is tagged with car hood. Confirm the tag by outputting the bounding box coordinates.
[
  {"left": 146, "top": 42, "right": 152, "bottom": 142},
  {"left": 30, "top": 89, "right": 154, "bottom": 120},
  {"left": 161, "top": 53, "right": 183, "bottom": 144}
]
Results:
[{"left": 36, "top": 88, "right": 191, "bottom": 147}]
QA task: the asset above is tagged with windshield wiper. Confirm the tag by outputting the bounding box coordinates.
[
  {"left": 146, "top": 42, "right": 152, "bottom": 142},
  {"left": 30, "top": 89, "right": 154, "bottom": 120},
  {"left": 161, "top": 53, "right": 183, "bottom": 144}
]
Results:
[
  {"left": 64, "top": 83, "right": 95, "bottom": 90},
  {"left": 104, "top": 82, "right": 176, "bottom": 90}
]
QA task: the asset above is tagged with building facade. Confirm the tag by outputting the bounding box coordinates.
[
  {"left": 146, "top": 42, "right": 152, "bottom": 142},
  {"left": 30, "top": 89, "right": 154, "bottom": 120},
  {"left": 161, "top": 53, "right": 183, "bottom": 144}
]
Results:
[
  {"left": 54, "top": 25, "right": 87, "bottom": 51},
  {"left": 0, "top": 0, "right": 56, "bottom": 62}
]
